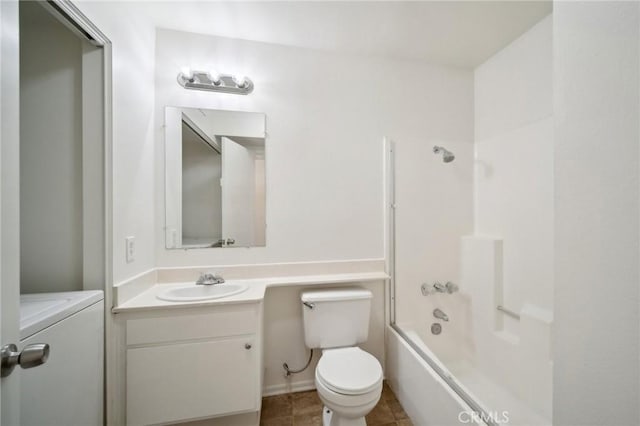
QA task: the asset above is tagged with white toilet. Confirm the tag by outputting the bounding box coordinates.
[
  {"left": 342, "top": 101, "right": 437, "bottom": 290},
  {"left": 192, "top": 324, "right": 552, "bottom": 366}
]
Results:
[{"left": 301, "top": 288, "right": 383, "bottom": 426}]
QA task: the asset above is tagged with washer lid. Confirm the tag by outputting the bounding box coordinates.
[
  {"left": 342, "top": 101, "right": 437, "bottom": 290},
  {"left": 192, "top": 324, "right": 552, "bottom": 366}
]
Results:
[
  {"left": 20, "top": 291, "right": 104, "bottom": 340},
  {"left": 316, "top": 347, "right": 383, "bottom": 395}
]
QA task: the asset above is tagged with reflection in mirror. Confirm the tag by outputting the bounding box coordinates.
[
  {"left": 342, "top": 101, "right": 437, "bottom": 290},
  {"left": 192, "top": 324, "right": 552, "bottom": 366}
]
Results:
[{"left": 165, "top": 107, "right": 266, "bottom": 249}]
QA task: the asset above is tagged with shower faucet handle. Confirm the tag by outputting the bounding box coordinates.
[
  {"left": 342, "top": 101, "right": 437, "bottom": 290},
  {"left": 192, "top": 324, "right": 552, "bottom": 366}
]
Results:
[
  {"left": 420, "top": 283, "right": 432, "bottom": 296},
  {"left": 445, "top": 281, "right": 459, "bottom": 294},
  {"left": 421, "top": 281, "right": 457, "bottom": 296}
]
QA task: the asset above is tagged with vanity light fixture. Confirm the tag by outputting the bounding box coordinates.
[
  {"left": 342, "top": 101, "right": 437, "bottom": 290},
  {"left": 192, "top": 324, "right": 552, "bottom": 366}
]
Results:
[{"left": 177, "top": 68, "right": 253, "bottom": 95}]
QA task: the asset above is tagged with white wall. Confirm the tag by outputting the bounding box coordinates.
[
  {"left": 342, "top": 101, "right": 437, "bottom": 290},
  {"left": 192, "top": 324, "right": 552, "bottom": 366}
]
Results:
[
  {"left": 155, "top": 29, "right": 474, "bottom": 267},
  {"left": 553, "top": 2, "right": 639, "bottom": 425},
  {"left": 20, "top": 1, "right": 83, "bottom": 293},
  {"left": 75, "top": 1, "right": 156, "bottom": 284}
]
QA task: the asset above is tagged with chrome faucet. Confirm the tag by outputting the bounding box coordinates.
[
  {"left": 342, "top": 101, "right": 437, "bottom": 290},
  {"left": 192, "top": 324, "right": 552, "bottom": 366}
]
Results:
[
  {"left": 196, "top": 272, "right": 225, "bottom": 285},
  {"left": 432, "top": 282, "right": 447, "bottom": 293},
  {"left": 433, "top": 308, "right": 449, "bottom": 322},
  {"left": 421, "top": 281, "right": 459, "bottom": 296},
  {"left": 445, "top": 281, "right": 458, "bottom": 293}
]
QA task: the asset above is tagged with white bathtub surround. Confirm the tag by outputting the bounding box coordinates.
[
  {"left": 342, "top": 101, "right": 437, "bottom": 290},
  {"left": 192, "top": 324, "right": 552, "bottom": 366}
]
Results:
[
  {"left": 474, "top": 15, "right": 554, "bottom": 338},
  {"left": 461, "top": 14, "right": 553, "bottom": 422},
  {"left": 392, "top": 236, "right": 552, "bottom": 426},
  {"left": 392, "top": 130, "right": 475, "bottom": 334},
  {"left": 461, "top": 236, "right": 552, "bottom": 421},
  {"left": 391, "top": 12, "right": 553, "bottom": 426}
]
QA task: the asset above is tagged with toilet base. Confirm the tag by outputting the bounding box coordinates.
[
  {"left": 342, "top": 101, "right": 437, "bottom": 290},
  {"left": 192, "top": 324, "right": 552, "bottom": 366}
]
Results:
[{"left": 322, "top": 406, "right": 366, "bottom": 426}]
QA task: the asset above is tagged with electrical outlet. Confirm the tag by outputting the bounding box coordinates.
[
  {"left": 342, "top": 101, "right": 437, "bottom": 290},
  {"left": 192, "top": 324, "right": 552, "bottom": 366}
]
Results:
[{"left": 126, "top": 236, "right": 135, "bottom": 263}]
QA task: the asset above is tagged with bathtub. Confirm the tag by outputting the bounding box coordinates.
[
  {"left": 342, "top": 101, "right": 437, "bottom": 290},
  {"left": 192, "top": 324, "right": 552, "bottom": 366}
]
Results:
[
  {"left": 386, "top": 324, "right": 482, "bottom": 426},
  {"left": 386, "top": 321, "right": 551, "bottom": 426}
]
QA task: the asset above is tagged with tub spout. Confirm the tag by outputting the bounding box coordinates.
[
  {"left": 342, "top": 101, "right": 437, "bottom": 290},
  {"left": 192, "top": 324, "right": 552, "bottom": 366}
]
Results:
[{"left": 433, "top": 308, "right": 449, "bottom": 322}]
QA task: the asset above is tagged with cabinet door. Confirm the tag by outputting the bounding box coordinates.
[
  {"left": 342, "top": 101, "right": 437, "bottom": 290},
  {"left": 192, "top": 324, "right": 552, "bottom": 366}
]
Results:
[{"left": 126, "top": 336, "right": 258, "bottom": 426}]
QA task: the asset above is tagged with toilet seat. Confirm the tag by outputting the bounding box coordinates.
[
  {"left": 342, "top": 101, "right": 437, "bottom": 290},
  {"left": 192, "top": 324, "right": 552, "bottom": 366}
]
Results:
[{"left": 316, "top": 347, "right": 383, "bottom": 396}]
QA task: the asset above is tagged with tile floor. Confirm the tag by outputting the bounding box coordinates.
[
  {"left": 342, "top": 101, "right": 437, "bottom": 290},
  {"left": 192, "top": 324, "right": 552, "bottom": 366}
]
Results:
[{"left": 260, "top": 382, "right": 413, "bottom": 426}]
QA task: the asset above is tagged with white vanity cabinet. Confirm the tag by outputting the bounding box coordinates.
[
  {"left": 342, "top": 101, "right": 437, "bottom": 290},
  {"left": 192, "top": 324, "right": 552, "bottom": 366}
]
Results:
[{"left": 121, "top": 302, "right": 263, "bottom": 426}]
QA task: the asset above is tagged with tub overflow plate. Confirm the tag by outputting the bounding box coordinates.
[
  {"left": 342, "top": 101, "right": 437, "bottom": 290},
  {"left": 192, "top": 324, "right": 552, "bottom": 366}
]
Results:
[{"left": 431, "top": 323, "right": 442, "bottom": 335}]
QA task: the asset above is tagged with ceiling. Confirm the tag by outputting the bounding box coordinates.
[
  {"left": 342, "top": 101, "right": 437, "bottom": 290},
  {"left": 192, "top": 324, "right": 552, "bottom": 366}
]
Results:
[{"left": 137, "top": 1, "right": 552, "bottom": 69}]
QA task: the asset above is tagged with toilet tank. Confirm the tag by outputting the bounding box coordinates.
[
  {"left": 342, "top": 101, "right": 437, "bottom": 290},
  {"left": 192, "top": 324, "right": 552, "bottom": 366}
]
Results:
[{"left": 301, "top": 288, "right": 372, "bottom": 349}]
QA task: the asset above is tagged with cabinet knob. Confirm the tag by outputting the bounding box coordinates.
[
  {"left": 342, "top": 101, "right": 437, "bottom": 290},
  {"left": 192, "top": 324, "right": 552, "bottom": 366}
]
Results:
[{"left": 245, "top": 343, "right": 252, "bottom": 350}]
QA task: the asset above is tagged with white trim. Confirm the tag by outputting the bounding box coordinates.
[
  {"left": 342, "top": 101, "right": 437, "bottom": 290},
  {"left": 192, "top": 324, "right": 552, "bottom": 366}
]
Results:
[{"left": 45, "top": 1, "right": 114, "bottom": 423}]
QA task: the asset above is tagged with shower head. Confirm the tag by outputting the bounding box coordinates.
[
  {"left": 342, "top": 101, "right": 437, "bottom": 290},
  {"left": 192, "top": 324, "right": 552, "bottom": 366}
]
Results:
[{"left": 433, "top": 146, "right": 455, "bottom": 163}]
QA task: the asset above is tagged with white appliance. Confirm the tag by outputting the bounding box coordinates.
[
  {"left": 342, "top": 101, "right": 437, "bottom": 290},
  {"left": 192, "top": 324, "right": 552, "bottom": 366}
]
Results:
[{"left": 19, "top": 291, "right": 104, "bottom": 426}]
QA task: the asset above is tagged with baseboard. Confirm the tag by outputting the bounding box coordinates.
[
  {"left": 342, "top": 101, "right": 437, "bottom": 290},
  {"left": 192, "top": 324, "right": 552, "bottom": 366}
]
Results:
[{"left": 263, "top": 379, "right": 316, "bottom": 397}]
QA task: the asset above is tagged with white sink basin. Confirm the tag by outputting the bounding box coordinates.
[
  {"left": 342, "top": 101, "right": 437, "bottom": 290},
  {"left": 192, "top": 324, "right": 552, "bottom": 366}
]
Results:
[{"left": 157, "top": 283, "right": 249, "bottom": 302}]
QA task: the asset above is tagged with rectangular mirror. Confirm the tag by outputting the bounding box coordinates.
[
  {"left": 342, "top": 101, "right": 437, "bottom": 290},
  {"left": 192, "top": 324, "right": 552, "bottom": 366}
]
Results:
[{"left": 164, "top": 107, "right": 266, "bottom": 249}]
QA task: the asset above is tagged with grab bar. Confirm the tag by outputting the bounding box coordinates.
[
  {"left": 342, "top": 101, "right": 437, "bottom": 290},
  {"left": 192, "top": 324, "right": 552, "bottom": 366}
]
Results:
[{"left": 496, "top": 305, "right": 520, "bottom": 320}]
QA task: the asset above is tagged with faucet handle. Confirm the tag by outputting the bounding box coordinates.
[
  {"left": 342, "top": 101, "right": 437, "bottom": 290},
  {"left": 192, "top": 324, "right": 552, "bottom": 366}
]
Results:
[
  {"left": 196, "top": 271, "right": 220, "bottom": 285},
  {"left": 196, "top": 272, "right": 211, "bottom": 285},
  {"left": 445, "top": 281, "right": 459, "bottom": 294},
  {"left": 421, "top": 283, "right": 435, "bottom": 296}
]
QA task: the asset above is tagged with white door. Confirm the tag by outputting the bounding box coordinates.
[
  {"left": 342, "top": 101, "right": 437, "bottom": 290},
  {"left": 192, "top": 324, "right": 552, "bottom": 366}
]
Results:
[
  {"left": 1, "top": 0, "right": 22, "bottom": 424},
  {"left": 221, "top": 137, "right": 255, "bottom": 246}
]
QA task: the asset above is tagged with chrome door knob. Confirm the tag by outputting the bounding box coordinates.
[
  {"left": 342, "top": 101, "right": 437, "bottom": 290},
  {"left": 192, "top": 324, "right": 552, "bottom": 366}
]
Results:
[{"left": 1, "top": 343, "right": 50, "bottom": 377}]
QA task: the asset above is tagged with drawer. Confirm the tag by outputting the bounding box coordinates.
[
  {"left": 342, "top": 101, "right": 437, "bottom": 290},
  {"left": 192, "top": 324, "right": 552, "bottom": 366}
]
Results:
[{"left": 126, "top": 303, "right": 259, "bottom": 346}]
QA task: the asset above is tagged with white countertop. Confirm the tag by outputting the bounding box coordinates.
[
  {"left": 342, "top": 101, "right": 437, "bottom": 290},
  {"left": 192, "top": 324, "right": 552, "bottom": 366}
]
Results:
[{"left": 113, "top": 271, "right": 389, "bottom": 313}]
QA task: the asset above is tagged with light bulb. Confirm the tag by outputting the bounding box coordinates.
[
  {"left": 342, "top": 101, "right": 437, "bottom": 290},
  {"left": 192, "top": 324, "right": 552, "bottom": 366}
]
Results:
[
  {"left": 180, "top": 67, "right": 194, "bottom": 82},
  {"left": 209, "top": 71, "right": 221, "bottom": 86},
  {"left": 233, "top": 75, "right": 248, "bottom": 89}
]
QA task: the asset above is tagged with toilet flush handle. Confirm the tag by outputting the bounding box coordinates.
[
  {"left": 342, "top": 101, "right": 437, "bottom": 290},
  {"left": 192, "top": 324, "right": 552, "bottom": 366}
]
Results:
[{"left": 303, "top": 301, "right": 315, "bottom": 309}]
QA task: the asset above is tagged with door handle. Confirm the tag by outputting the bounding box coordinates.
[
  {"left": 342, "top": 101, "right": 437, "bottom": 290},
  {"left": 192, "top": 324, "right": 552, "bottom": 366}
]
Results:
[{"left": 1, "top": 343, "right": 50, "bottom": 377}]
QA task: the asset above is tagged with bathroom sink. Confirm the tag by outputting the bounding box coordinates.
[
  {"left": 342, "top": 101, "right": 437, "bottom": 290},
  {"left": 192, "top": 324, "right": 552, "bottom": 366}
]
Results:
[{"left": 157, "top": 283, "right": 249, "bottom": 302}]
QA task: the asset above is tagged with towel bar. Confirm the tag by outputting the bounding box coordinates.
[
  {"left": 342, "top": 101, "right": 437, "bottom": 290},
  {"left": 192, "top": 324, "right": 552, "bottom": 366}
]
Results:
[{"left": 497, "top": 305, "right": 520, "bottom": 320}]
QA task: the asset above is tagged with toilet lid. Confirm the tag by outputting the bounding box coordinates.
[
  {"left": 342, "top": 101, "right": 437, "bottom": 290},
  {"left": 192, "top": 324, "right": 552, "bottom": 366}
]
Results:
[{"left": 316, "top": 347, "right": 383, "bottom": 395}]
